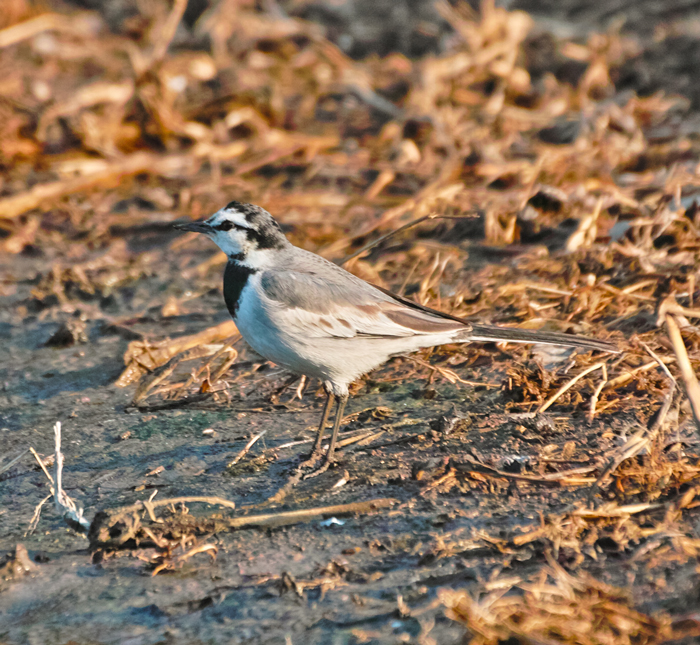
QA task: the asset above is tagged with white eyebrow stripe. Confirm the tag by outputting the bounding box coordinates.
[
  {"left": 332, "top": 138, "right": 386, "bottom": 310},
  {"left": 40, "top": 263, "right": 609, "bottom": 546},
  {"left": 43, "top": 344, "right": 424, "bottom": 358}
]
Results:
[{"left": 208, "top": 212, "right": 252, "bottom": 229}]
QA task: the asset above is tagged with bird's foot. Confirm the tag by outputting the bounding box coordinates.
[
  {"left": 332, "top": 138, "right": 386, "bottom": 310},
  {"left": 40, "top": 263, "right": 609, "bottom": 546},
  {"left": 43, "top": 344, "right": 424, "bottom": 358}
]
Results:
[
  {"left": 297, "top": 451, "right": 323, "bottom": 472},
  {"left": 302, "top": 456, "right": 334, "bottom": 479},
  {"left": 266, "top": 449, "right": 335, "bottom": 502}
]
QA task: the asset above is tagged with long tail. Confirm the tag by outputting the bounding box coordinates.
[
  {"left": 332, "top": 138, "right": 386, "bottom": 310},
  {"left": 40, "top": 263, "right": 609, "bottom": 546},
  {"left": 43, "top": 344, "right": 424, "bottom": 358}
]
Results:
[
  {"left": 468, "top": 323, "right": 619, "bottom": 354},
  {"left": 372, "top": 282, "right": 619, "bottom": 354}
]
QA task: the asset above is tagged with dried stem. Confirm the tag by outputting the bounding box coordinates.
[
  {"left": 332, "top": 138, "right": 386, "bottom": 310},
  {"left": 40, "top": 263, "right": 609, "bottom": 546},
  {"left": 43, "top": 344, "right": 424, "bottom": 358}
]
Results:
[{"left": 665, "top": 313, "right": 700, "bottom": 433}]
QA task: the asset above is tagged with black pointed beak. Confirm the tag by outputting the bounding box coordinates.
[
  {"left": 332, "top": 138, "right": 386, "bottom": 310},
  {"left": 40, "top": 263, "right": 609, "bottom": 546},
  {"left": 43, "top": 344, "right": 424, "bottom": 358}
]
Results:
[{"left": 173, "top": 219, "right": 212, "bottom": 234}]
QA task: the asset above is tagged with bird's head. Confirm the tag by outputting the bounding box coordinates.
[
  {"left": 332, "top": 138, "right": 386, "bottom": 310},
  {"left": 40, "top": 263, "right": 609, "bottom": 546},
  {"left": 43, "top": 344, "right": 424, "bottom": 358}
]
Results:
[{"left": 174, "top": 201, "right": 288, "bottom": 264}]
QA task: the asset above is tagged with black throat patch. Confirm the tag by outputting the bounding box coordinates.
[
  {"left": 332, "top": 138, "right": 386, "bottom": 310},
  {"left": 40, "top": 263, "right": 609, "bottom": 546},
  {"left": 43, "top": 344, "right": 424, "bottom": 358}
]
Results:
[{"left": 223, "top": 260, "right": 257, "bottom": 319}]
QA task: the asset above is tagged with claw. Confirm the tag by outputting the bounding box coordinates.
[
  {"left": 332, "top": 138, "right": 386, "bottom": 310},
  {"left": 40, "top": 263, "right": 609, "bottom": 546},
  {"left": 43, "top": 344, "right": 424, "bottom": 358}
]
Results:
[
  {"left": 302, "top": 456, "right": 334, "bottom": 479},
  {"left": 297, "top": 448, "right": 324, "bottom": 472}
]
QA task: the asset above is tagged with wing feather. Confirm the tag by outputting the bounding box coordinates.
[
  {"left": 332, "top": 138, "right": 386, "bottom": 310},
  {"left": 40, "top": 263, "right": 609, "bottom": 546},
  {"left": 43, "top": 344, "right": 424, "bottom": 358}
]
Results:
[
  {"left": 259, "top": 265, "right": 465, "bottom": 340},
  {"left": 256, "top": 256, "right": 618, "bottom": 353}
]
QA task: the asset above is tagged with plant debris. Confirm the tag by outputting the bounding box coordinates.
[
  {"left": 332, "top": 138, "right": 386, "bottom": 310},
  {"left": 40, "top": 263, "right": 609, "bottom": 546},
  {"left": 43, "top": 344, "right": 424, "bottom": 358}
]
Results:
[
  {"left": 3, "top": 0, "right": 700, "bottom": 642},
  {"left": 441, "top": 561, "right": 681, "bottom": 645}
]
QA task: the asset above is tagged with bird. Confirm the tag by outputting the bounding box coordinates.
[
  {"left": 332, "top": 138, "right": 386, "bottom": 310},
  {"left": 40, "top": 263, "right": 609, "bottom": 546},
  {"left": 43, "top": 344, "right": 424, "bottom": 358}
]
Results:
[{"left": 174, "top": 201, "right": 619, "bottom": 474}]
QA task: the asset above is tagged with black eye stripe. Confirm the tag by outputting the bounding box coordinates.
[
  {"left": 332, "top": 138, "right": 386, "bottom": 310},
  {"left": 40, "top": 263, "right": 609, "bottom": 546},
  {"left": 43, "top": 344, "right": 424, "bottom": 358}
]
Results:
[{"left": 215, "top": 221, "right": 246, "bottom": 232}]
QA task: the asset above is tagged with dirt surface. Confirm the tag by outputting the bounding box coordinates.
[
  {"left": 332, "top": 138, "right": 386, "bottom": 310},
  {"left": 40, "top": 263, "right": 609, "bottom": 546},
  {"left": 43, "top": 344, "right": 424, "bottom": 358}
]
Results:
[
  {"left": 3, "top": 1, "right": 700, "bottom": 644},
  {"left": 3, "top": 239, "right": 694, "bottom": 645}
]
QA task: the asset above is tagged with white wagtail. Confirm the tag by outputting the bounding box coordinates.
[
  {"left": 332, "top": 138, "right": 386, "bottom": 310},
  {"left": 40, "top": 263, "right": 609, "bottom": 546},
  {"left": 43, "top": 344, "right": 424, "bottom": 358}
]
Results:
[{"left": 174, "top": 201, "right": 619, "bottom": 471}]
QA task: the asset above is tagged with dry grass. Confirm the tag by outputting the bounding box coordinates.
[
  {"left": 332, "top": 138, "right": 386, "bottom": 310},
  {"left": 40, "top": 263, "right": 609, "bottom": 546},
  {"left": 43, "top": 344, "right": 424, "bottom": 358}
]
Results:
[
  {"left": 3, "top": 0, "right": 700, "bottom": 639},
  {"left": 441, "top": 562, "right": 677, "bottom": 645}
]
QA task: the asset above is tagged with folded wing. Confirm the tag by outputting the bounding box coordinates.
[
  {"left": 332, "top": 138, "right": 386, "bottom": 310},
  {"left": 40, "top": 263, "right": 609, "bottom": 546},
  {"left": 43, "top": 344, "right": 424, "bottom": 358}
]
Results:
[
  {"left": 260, "top": 268, "right": 466, "bottom": 339},
  {"left": 259, "top": 256, "right": 618, "bottom": 354}
]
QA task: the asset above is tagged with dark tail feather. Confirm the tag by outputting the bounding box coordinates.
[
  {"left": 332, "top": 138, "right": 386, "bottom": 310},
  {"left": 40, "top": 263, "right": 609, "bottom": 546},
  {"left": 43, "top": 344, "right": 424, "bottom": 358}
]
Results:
[
  {"left": 468, "top": 323, "right": 619, "bottom": 354},
  {"left": 371, "top": 282, "right": 619, "bottom": 354}
]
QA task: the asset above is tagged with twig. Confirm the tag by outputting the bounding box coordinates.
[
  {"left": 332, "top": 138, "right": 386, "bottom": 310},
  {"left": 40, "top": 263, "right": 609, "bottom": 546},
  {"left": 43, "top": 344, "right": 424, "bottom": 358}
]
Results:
[
  {"left": 29, "top": 446, "right": 54, "bottom": 484},
  {"left": 665, "top": 313, "right": 700, "bottom": 433},
  {"left": 336, "top": 430, "right": 384, "bottom": 450},
  {"left": 0, "top": 152, "right": 188, "bottom": 219},
  {"left": 293, "top": 375, "right": 307, "bottom": 401},
  {"left": 221, "top": 498, "right": 397, "bottom": 530},
  {"left": 340, "top": 213, "right": 475, "bottom": 265},
  {"left": 606, "top": 356, "right": 675, "bottom": 390},
  {"left": 152, "top": 542, "right": 218, "bottom": 576},
  {"left": 641, "top": 341, "right": 682, "bottom": 463},
  {"left": 118, "top": 320, "right": 238, "bottom": 389},
  {"left": 420, "top": 468, "right": 457, "bottom": 495},
  {"left": 501, "top": 281, "right": 573, "bottom": 297},
  {"left": 142, "top": 497, "right": 236, "bottom": 528},
  {"left": 659, "top": 299, "right": 700, "bottom": 322},
  {"left": 149, "top": 0, "right": 188, "bottom": 65},
  {"left": 573, "top": 502, "right": 663, "bottom": 518},
  {"left": 274, "top": 418, "right": 424, "bottom": 451},
  {"left": 453, "top": 457, "right": 597, "bottom": 487},
  {"left": 113, "top": 496, "right": 237, "bottom": 519},
  {"left": 53, "top": 422, "right": 90, "bottom": 534},
  {"left": 589, "top": 346, "right": 677, "bottom": 500},
  {"left": 599, "top": 283, "right": 655, "bottom": 302},
  {"left": 588, "top": 364, "right": 608, "bottom": 421},
  {"left": 0, "top": 449, "right": 28, "bottom": 477},
  {"left": 409, "top": 356, "right": 500, "bottom": 388},
  {"left": 25, "top": 494, "right": 52, "bottom": 536},
  {"left": 275, "top": 429, "right": 373, "bottom": 450},
  {"left": 227, "top": 430, "right": 268, "bottom": 468},
  {"left": 589, "top": 431, "right": 651, "bottom": 501},
  {"left": 269, "top": 374, "right": 303, "bottom": 404},
  {"left": 89, "top": 497, "right": 397, "bottom": 549},
  {"left": 0, "top": 131, "right": 337, "bottom": 220},
  {"left": 352, "top": 424, "right": 429, "bottom": 452},
  {"left": 0, "top": 12, "right": 97, "bottom": 49},
  {"left": 640, "top": 341, "right": 677, "bottom": 384},
  {"left": 26, "top": 447, "right": 56, "bottom": 535},
  {"left": 538, "top": 362, "right": 606, "bottom": 413},
  {"left": 341, "top": 213, "right": 434, "bottom": 265},
  {"left": 349, "top": 430, "right": 386, "bottom": 447}
]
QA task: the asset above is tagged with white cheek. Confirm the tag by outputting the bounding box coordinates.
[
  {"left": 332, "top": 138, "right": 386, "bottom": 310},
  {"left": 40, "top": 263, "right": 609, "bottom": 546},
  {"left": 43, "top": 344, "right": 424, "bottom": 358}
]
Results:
[{"left": 210, "top": 231, "right": 244, "bottom": 256}]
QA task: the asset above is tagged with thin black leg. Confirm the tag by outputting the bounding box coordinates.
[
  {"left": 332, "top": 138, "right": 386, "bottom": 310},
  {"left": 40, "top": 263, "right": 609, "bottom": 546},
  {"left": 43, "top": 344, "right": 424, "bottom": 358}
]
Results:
[
  {"left": 323, "top": 394, "right": 348, "bottom": 466},
  {"left": 310, "top": 390, "right": 335, "bottom": 458},
  {"left": 273, "top": 390, "right": 337, "bottom": 499},
  {"left": 304, "top": 394, "right": 348, "bottom": 479}
]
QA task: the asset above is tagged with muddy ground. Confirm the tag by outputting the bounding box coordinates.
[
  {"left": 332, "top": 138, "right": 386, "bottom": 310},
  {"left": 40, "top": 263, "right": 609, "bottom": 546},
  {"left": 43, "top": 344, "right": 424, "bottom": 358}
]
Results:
[
  {"left": 0, "top": 234, "right": 697, "bottom": 643},
  {"left": 2, "top": 0, "right": 700, "bottom": 644},
  {"left": 2, "top": 237, "right": 698, "bottom": 645}
]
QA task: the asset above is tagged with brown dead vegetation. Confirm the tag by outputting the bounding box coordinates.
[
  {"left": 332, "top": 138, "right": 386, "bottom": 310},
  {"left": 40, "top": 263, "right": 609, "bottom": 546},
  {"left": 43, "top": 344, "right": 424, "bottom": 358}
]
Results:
[{"left": 2, "top": 0, "right": 700, "bottom": 642}]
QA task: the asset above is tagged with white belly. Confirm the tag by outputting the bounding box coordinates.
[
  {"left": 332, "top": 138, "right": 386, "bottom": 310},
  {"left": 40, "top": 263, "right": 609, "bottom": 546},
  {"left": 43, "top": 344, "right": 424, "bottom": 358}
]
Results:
[
  {"left": 232, "top": 274, "right": 462, "bottom": 393},
  {"left": 234, "top": 275, "right": 329, "bottom": 379}
]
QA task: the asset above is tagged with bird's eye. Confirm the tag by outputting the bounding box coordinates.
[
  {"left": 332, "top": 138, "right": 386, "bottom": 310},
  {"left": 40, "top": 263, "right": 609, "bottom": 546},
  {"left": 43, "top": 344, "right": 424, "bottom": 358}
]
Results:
[{"left": 216, "top": 221, "right": 234, "bottom": 231}]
